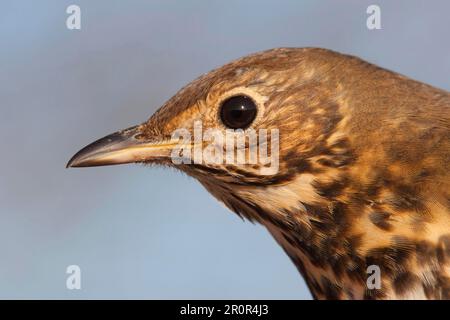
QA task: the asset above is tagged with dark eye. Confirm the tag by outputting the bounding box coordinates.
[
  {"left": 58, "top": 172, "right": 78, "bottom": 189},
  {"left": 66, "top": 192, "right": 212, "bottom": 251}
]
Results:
[{"left": 220, "top": 95, "right": 257, "bottom": 129}]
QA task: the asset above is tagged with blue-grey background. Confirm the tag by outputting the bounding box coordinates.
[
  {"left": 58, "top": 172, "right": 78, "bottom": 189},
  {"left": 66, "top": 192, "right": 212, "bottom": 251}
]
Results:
[{"left": 0, "top": 0, "right": 449, "bottom": 299}]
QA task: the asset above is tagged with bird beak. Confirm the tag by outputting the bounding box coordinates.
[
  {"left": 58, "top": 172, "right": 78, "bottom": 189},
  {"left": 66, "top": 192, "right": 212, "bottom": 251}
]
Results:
[{"left": 66, "top": 125, "right": 177, "bottom": 168}]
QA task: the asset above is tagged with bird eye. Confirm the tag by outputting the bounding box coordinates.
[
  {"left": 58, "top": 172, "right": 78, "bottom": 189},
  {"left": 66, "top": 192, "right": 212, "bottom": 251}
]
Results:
[{"left": 219, "top": 95, "right": 257, "bottom": 129}]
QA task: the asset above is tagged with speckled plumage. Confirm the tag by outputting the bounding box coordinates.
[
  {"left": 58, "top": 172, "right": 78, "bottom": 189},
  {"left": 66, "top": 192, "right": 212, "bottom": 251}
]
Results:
[{"left": 68, "top": 48, "right": 450, "bottom": 299}]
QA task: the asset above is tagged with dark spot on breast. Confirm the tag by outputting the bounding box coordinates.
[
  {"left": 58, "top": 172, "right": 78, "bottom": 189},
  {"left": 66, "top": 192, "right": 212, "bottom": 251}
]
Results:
[
  {"left": 392, "top": 271, "right": 420, "bottom": 296},
  {"left": 415, "top": 240, "right": 436, "bottom": 265},
  {"left": 365, "top": 237, "right": 415, "bottom": 276},
  {"left": 344, "top": 239, "right": 366, "bottom": 278},
  {"left": 284, "top": 154, "right": 314, "bottom": 173},
  {"left": 347, "top": 234, "right": 364, "bottom": 251},
  {"left": 437, "top": 235, "right": 450, "bottom": 265},
  {"left": 309, "top": 219, "right": 334, "bottom": 233},
  {"left": 303, "top": 203, "right": 333, "bottom": 226},
  {"left": 392, "top": 236, "right": 416, "bottom": 255},
  {"left": 388, "top": 184, "right": 428, "bottom": 214},
  {"left": 317, "top": 158, "right": 337, "bottom": 167},
  {"left": 369, "top": 211, "right": 393, "bottom": 231},
  {"left": 313, "top": 178, "right": 348, "bottom": 199},
  {"left": 320, "top": 276, "right": 341, "bottom": 300}
]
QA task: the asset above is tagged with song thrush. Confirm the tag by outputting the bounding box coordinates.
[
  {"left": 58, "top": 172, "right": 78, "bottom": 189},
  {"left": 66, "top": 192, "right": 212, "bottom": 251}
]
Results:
[{"left": 67, "top": 48, "right": 450, "bottom": 299}]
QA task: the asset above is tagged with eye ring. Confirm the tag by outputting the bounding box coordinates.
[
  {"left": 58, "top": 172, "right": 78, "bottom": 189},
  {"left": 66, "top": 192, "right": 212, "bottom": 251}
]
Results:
[{"left": 219, "top": 95, "right": 258, "bottom": 130}]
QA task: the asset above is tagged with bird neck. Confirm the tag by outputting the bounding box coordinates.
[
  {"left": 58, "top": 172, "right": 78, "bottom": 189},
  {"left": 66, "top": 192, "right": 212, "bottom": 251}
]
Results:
[{"left": 198, "top": 172, "right": 450, "bottom": 300}]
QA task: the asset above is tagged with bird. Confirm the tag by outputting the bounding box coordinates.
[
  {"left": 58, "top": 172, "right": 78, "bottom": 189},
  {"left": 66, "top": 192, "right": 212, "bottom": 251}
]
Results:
[{"left": 67, "top": 48, "right": 450, "bottom": 300}]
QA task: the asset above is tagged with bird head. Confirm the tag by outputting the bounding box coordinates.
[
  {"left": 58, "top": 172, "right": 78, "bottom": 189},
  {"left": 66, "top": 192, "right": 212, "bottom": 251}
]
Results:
[{"left": 67, "top": 48, "right": 347, "bottom": 220}]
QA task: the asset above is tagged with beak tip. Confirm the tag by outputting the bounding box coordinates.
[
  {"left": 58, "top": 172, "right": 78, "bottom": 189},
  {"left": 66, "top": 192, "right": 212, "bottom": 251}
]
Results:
[
  {"left": 66, "top": 160, "right": 74, "bottom": 168},
  {"left": 66, "top": 147, "right": 93, "bottom": 168},
  {"left": 66, "top": 156, "right": 80, "bottom": 168}
]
